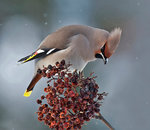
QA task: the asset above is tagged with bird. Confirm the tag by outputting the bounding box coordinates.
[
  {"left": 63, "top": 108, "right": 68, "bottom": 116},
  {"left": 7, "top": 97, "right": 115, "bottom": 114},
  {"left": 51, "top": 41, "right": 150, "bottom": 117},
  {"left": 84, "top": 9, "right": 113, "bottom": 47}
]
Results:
[{"left": 18, "top": 25, "right": 122, "bottom": 97}]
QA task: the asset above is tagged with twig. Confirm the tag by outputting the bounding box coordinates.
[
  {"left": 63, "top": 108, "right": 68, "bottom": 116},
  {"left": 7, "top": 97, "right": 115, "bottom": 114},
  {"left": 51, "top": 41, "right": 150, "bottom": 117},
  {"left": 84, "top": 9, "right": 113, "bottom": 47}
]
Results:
[
  {"left": 95, "top": 113, "right": 114, "bottom": 130},
  {"left": 47, "top": 76, "right": 58, "bottom": 83},
  {"left": 67, "top": 109, "right": 75, "bottom": 116}
]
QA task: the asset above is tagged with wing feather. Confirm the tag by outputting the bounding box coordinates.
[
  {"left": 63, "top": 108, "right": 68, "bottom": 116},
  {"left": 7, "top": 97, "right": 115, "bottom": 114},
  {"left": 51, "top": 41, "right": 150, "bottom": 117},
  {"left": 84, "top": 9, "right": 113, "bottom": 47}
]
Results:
[{"left": 18, "top": 48, "right": 61, "bottom": 64}]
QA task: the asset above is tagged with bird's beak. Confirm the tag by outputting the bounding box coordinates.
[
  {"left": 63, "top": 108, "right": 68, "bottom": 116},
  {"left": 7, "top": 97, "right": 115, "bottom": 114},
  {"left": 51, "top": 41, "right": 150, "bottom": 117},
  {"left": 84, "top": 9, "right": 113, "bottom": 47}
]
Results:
[
  {"left": 95, "top": 51, "right": 108, "bottom": 64},
  {"left": 100, "top": 53, "right": 108, "bottom": 64}
]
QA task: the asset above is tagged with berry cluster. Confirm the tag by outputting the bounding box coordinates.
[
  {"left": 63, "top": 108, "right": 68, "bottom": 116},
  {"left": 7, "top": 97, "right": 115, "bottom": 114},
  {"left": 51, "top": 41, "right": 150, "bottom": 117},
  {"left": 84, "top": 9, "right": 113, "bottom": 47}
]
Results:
[{"left": 36, "top": 60, "right": 107, "bottom": 130}]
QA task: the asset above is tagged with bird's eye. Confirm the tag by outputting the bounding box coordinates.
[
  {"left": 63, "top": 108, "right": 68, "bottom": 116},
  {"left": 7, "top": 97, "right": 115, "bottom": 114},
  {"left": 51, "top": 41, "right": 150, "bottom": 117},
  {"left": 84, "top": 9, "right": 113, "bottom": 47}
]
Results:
[{"left": 95, "top": 44, "right": 108, "bottom": 60}]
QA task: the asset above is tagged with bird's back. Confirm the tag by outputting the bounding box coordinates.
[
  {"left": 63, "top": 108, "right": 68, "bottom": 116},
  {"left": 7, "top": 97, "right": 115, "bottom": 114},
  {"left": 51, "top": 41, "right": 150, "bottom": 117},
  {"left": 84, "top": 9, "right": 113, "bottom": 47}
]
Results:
[{"left": 38, "top": 25, "right": 94, "bottom": 49}]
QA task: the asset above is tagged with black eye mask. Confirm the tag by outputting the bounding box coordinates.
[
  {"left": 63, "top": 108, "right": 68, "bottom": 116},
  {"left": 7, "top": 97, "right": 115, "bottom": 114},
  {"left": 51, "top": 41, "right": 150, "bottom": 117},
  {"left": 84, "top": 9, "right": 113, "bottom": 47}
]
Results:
[
  {"left": 100, "top": 44, "right": 107, "bottom": 59},
  {"left": 95, "top": 44, "right": 107, "bottom": 59},
  {"left": 95, "top": 44, "right": 108, "bottom": 64}
]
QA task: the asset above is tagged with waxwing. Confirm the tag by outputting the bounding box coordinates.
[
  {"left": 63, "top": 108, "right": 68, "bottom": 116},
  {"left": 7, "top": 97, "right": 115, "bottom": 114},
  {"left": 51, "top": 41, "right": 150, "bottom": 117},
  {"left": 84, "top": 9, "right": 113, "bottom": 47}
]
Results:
[{"left": 18, "top": 25, "right": 122, "bottom": 97}]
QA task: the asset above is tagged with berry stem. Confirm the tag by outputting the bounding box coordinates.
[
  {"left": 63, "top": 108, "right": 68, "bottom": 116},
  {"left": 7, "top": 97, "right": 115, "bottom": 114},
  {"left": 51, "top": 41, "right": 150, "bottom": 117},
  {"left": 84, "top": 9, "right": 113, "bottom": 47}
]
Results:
[{"left": 68, "top": 109, "right": 75, "bottom": 116}]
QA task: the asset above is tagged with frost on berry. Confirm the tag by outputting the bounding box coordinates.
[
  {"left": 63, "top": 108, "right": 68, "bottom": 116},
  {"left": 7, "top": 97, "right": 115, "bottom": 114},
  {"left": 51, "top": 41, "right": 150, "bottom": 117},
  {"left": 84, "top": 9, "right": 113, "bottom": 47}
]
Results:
[{"left": 36, "top": 60, "right": 108, "bottom": 130}]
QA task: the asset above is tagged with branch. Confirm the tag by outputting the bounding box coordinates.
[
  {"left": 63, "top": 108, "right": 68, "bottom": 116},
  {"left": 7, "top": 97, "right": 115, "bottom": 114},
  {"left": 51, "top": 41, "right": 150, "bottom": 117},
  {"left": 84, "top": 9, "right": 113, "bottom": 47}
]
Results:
[{"left": 95, "top": 112, "right": 114, "bottom": 130}]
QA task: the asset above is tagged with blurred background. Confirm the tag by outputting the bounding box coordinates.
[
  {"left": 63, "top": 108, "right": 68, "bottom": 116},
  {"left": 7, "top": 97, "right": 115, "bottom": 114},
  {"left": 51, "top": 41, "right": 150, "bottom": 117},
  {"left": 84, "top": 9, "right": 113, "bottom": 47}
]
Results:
[{"left": 0, "top": 0, "right": 150, "bottom": 130}]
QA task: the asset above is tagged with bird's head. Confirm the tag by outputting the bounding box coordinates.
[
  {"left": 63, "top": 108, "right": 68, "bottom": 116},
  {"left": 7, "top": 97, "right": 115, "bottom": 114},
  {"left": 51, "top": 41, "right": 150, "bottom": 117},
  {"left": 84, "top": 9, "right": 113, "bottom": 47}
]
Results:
[{"left": 95, "top": 28, "right": 122, "bottom": 64}]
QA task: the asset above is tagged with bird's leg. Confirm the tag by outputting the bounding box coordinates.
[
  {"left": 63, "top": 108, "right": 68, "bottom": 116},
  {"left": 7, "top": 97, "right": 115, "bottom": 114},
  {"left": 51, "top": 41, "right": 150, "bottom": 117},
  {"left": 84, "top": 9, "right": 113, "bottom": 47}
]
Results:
[{"left": 79, "top": 71, "right": 84, "bottom": 79}]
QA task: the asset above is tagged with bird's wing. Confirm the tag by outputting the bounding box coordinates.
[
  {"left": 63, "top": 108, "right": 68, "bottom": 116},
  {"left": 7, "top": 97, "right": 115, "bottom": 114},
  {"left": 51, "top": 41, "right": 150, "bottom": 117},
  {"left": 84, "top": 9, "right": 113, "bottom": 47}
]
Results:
[
  {"left": 18, "top": 25, "right": 90, "bottom": 64},
  {"left": 18, "top": 33, "right": 81, "bottom": 64},
  {"left": 18, "top": 48, "right": 61, "bottom": 64}
]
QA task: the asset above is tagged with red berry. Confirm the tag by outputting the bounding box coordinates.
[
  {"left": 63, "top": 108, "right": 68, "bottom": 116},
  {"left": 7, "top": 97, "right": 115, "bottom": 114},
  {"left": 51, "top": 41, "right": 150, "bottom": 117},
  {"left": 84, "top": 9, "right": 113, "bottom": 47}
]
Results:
[
  {"left": 60, "top": 60, "right": 65, "bottom": 65},
  {"left": 36, "top": 60, "right": 107, "bottom": 129},
  {"left": 37, "top": 99, "right": 42, "bottom": 104},
  {"left": 41, "top": 95, "right": 45, "bottom": 100}
]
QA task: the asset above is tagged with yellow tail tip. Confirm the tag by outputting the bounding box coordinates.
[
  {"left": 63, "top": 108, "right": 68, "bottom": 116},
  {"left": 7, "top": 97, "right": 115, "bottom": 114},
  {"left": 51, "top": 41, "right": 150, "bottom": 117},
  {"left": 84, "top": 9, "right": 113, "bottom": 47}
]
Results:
[{"left": 24, "top": 90, "right": 32, "bottom": 97}]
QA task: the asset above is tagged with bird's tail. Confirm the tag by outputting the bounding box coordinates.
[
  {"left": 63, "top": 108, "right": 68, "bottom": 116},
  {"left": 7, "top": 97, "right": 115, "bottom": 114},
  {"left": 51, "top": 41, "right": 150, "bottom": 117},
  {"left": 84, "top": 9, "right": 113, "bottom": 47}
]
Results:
[{"left": 24, "top": 73, "right": 42, "bottom": 97}]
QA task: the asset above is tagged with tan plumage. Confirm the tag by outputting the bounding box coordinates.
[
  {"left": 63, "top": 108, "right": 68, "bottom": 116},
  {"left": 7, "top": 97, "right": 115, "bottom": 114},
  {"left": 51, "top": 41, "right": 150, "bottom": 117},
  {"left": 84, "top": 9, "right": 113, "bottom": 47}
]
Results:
[{"left": 18, "top": 25, "right": 122, "bottom": 97}]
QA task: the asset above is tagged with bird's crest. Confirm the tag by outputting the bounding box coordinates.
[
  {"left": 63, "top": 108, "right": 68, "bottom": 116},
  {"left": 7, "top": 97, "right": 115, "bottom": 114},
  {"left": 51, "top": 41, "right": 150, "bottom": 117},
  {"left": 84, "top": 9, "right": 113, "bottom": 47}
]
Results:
[
  {"left": 104, "top": 28, "right": 122, "bottom": 58},
  {"left": 107, "top": 28, "right": 122, "bottom": 53}
]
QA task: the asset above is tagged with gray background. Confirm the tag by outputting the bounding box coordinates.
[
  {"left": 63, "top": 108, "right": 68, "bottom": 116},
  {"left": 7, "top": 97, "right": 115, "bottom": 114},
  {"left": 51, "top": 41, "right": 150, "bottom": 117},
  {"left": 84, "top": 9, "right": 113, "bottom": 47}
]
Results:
[{"left": 0, "top": 0, "right": 150, "bottom": 130}]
